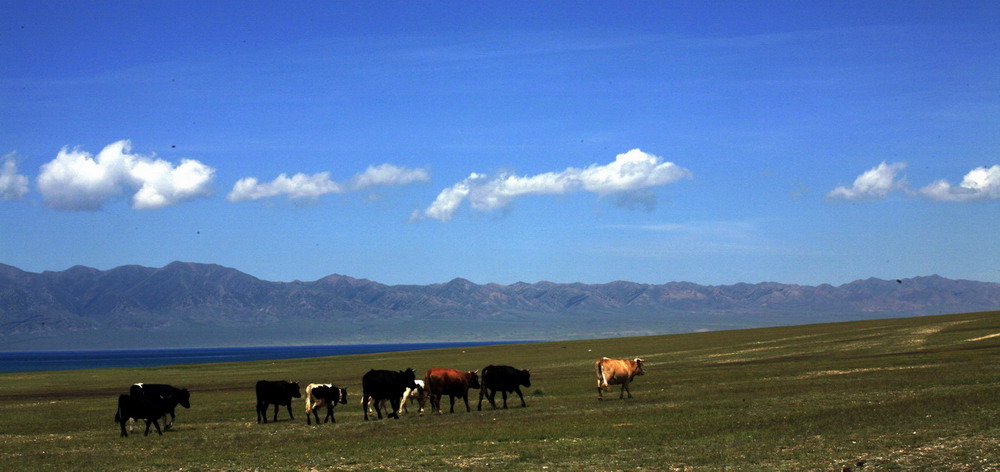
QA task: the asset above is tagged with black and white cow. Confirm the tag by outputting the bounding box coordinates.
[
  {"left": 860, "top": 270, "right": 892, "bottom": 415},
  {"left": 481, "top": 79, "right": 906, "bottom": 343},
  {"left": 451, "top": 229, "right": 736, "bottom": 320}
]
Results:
[
  {"left": 363, "top": 379, "right": 424, "bottom": 415},
  {"left": 361, "top": 368, "right": 418, "bottom": 420},
  {"left": 129, "top": 383, "right": 191, "bottom": 430},
  {"left": 255, "top": 380, "right": 301, "bottom": 424},
  {"left": 477, "top": 365, "right": 531, "bottom": 410},
  {"left": 115, "top": 394, "right": 170, "bottom": 437},
  {"left": 304, "top": 383, "right": 348, "bottom": 425}
]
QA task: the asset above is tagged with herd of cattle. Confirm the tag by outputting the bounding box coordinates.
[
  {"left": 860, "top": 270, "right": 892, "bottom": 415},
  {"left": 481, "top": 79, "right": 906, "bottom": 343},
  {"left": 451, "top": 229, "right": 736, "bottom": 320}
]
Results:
[{"left": 114, "top": 357, "right": 645, "bottom": 437}]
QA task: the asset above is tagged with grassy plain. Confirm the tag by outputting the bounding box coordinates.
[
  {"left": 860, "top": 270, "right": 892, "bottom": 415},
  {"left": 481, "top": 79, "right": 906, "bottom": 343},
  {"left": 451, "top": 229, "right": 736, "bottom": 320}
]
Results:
[{"left": 1, "top": 311, "right": 998, "bottom": 471}]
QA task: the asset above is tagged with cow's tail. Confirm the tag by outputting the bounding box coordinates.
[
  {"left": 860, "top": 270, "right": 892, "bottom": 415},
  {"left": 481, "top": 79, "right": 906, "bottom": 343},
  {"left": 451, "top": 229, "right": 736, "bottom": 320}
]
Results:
[{"left": 596, "top": 359, "right": 609, "bottom": 390}]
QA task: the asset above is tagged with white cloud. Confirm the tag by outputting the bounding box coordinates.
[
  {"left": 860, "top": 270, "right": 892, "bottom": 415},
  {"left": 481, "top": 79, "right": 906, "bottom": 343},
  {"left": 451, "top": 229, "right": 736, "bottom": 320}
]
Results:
[
  {"left": 228, "top": 172, "right": 343, "bottom": 203},
  {"left": 918, "top": 165, "right": 1000, "bottom": 202},
  {"left": 414, "top": 149, "right": 691, "bottom": 222},
  {"left": 350, "top": 164, "right": 430, "bottom": 190},
  {"left": 37, "top": 140, "right": 214, "bottom": 211},
  {"left": 828, "top": 161, "right": 1000, "bottom": 203},
  {"left": 578, "top": 148, "right": 691, "bottom": 194},
  {"left": 130, "top": 158, "right": 216, "bottom": 210},
  {"left": 826, "top": 161, "right": 907, "bottom": 200},
  {"left": 228, "top": 164, "right": 429, "bottom": 203},
  {"left": 0, "top": 153, "right": 29, "bottom": 201},
  {"left": 412, "top": 174, "right": 476, "bottom": 222}
]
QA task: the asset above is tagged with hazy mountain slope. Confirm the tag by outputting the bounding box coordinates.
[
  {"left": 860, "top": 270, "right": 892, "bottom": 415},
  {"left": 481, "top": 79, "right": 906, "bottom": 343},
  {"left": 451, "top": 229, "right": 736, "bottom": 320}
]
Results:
[{"left": 1, "top": 262, "right": 998, "bottom": 349}]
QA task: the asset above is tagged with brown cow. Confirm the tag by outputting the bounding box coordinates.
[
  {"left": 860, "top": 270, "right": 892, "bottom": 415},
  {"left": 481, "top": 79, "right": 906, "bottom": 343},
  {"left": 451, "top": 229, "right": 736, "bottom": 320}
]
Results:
[
  {"left": 595, "top": 357, "right": 645, "bottom": 400},
  {"left": 419, "top": 368, "right": 480, "bottom": 415}
]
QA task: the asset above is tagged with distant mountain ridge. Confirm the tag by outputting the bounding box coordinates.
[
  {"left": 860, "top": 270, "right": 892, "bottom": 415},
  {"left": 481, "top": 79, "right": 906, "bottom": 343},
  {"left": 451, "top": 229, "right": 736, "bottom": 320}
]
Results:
[{"left": 1, "top": 261, "right": 999, "bottom": 349}]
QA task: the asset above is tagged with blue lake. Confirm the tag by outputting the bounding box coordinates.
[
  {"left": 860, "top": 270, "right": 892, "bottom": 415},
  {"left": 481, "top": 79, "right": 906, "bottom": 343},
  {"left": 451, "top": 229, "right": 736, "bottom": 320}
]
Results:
[{"left": 0, "top": 342, "right": 530, "bottom": 373}]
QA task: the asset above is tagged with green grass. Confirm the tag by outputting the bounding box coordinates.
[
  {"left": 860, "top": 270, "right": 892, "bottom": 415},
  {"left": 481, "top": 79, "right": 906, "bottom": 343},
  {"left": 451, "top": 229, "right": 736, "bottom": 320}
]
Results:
[{"left": 1, "top": 311, "right": 998, "bottom": 471}]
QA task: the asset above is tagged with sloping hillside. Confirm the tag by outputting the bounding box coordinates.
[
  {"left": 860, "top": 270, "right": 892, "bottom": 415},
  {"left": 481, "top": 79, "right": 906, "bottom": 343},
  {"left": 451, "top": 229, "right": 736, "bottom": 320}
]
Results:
[{"left": 1, "top": 261, "right": 998, "bottom": 349}]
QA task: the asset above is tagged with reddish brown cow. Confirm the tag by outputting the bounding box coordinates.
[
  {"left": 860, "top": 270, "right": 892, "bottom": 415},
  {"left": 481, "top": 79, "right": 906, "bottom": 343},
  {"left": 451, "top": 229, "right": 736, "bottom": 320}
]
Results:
[
  {"left": 595, "top": 357, "right": 645, "bottom": 400},
  {"left": 419, "top": 368, "right": 480, "bottom": 415}
]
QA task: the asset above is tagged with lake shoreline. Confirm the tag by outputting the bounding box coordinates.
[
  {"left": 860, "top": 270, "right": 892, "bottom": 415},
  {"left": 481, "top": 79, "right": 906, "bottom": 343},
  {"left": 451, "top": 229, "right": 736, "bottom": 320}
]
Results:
[{"left": 0, "top": 341, "right": 537, "bottom": 374}]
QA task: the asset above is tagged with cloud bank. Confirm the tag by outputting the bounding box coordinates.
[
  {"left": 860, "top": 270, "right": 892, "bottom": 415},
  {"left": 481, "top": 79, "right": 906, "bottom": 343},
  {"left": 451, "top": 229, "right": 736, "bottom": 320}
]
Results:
[
  {"left": 228, "top": 164, "right": 429, "bottom": 203},
  {"left": 37, "top": 140, "right": 215, "bottom": 211},
  {"left": 0, "top": 153, "right": 29, "bottom": 201},
  {"left": 413, "top": 149, "right": 692, "bottom": 222},
  {"left": 828, "top": 162, "right": 1000, "bottom": 202}
]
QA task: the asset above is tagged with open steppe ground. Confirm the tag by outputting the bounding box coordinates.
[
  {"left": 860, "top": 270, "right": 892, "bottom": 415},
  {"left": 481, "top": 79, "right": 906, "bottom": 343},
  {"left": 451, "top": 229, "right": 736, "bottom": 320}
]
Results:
[{"left": 1, "top": 311, "right": 998, "bottom": 471}]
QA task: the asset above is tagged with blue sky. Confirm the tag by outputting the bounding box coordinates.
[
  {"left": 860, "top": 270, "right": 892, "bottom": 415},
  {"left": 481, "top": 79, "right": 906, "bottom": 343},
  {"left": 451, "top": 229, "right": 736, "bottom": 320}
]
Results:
[{"left": 1, "top": 1, "right": 998, "bottom": 286}]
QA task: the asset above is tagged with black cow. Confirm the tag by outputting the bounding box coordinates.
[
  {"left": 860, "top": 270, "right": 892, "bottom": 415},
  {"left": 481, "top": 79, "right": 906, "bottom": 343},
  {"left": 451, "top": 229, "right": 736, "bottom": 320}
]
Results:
[
  {"left": 115, "top": 394, "right": 170, "bottom": 437},
  {"left": 361, "top": 368, "right": 418, "bottom": 420},
  {"left": 256, "top": 380, "right": 301, "bottom": 424},
  {"left": 477, "top": 365, "right": 531, "bottom": 410},
  {"left": 129, "top": 383, "right": 191, "bottom": 430},
  {"left": 305, "top": 383, "right": 348, "bottom": 425}
]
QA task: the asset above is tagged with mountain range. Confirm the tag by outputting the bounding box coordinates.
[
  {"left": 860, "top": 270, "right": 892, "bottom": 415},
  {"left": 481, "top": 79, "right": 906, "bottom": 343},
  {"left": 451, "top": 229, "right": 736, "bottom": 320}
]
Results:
[{"left": 2, "top": 261, "right": 999, "bottom": 350}]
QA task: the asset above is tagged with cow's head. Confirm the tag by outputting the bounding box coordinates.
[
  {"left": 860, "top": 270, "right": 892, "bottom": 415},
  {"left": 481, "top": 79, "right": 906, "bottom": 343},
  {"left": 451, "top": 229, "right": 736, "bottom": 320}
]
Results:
[
  {"left": 288, "top": 382, "right": 302, "bottom": 398},
  {"left": 468, "top": 370, "right": 481, "bottom": 389},
  {"left": 519, "top": 369, "right": 532, "bottom": 388},
  {"left": 401, "top": 368, "right": 418, "bottom": 389},
  {"left": 337, "top": 387, "right": 348, "bottom": 404},
  {"left": 177, "top": 388, "right": 191, "bottom": 408},
  {"left": 633, "top": 358, "right": 645, "bottom": 376}
]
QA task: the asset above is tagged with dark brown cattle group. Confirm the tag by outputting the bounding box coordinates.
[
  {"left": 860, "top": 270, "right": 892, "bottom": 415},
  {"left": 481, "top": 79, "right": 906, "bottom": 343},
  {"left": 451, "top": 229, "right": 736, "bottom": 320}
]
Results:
[{"left": 114, "top": 356, "right": 647, "bottom": 437}]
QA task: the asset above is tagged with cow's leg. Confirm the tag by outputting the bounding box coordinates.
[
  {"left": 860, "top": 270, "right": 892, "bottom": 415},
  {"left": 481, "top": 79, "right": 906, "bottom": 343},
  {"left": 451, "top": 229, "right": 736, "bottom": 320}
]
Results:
[
  {"left": 118, "top": 416, "right": 128, "bottom": 437},
  {"left": 389, "top": 397, "right": 401, "bottom": 420},
  {"left": 286, "top": 403, "right": 295, "bottom": 420},
  {"left": 257, "top": 401, "right": 266, "bottom": 423},
  {"left": 621, "top": 381, "right": 632, "bottom": 399},
  {"left": 143, "top": 419, "right": 162, "bottom": 436},
  {"left": 417, "top": 390, "right": 428, "bottom": 416},
  {"left": 477, "top": 388, "right": 486, "bottom": 411},
  {"left": 501, "top": 390, "right": 509, "bottom": 409},
  {"left": 462, "top": 393, "right": 471, "bottom": 412},
  {"left": 448, "top": 395, "right": 456, "bottom": 413},
  {"left": 363, "top": 395, "right": 371, "bottom": 421},
  {"left": 374, "top": 398, "right": 384, "bottom": 420},
  {"left": 514, "top": 387, "right": 527, "bottom": 407},
  {"left": 164, "top": 410, "right": 175, "bottom": 430},
  {"left": 326, "top": 405, "right": 335, "bottom": 423}
]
